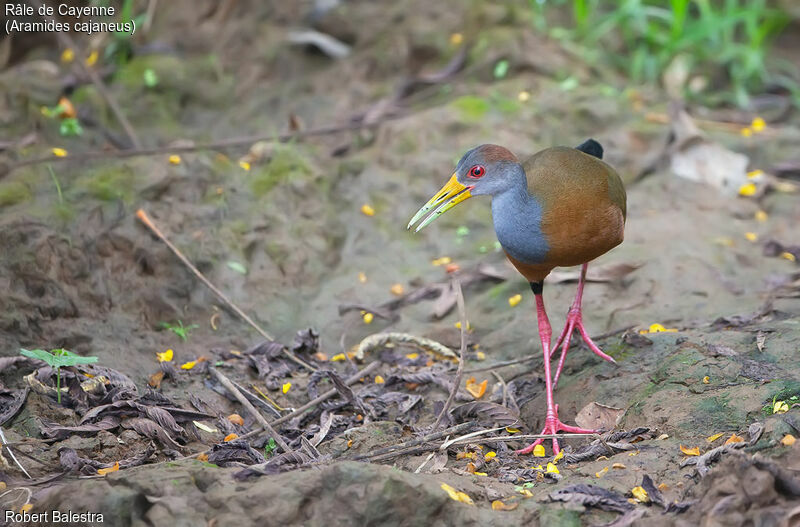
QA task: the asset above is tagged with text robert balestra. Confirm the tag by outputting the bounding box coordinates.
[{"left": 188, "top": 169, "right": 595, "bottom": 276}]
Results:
[{"left": 5, "top": 509, "right": 104, "bottom": 524}]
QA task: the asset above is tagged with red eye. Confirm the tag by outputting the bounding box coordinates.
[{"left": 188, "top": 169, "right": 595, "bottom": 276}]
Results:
[{"left": 468, "top": 165, "right": 485, "bottom": 178}]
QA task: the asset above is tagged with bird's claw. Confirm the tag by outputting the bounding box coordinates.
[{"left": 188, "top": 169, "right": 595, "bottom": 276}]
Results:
[{"left": 515, "top": 404, "right": 596, "bottom": 456}]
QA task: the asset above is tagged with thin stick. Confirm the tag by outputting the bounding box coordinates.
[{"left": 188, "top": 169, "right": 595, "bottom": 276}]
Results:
[
  {"left": 0, "top": 427, "right": 31, "bottom": 479},
  {"left": 209, "top": 367, "right": 291, "bottom": 453},
  {"left": 491, "top": 370, "right": 508, "bottom": 408},
  {"left": 27, "top": 0, "right": 140, "bottom": 148},
  {"left": 445, "top": 432, "right": 606, "bottom": 447},
  {"left": 432, "top": 277, "right": 466, "bottom": 429},
  {"left": 353, "top": 421, "right": 475, "bottom": 461},
  {"left": 135, "top": 209, "right": 316, "bottom": 372},
  {"left": 8, "top": 117, "right": 397, "bottom": 174},
  {"left": 237, "top": 361, "right": 381, "bottom": 441}
]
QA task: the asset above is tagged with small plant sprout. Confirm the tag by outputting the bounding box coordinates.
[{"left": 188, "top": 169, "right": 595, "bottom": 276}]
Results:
[
  {"left": 160, "top": 321, "right": 199, "bottom": 342},
  {"left": 20, "top": 348, "right": 98, "bottom": 403},
  {"left": 264, "top": 437, "right": 278, "bottom": 457}
]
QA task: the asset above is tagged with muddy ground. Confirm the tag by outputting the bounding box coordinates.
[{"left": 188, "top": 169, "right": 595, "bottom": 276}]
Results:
[{"left": 1, "top": 1, "right": 800, "bottom": 526}]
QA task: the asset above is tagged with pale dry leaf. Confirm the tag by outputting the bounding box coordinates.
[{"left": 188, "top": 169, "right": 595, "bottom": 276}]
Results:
[{"left": 575, "top": 402, "right": 624, "bottom": 431}]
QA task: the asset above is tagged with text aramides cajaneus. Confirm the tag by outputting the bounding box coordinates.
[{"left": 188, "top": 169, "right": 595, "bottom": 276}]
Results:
[{"left": 408, "top": 139, "right": 627, "bottom": 454}]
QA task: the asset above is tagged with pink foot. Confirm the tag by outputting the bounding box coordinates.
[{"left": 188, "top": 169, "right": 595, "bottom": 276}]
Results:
[
  {"left": 515, "top": 404, "right": 596, "bottom": 455},
  {"left": 550, "top": 306, "right": 616, "bottom": 389}
]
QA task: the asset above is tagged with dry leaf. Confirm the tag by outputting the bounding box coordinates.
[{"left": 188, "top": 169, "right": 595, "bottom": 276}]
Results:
[
  {"left": 148, "top": 371, "right": 164, "bottom": 389},
  {"left": 780, "top": 434, "right": 796, "bottom": 446},
  {"left": 194, "top": 421, "right": 218, "bottom": 433},
  {"left": 197, "top": 453, "right": 209, "bottom": 462},
  {"left": 97, "top": 461, "right": 120, "bottom": 476},
  {"left": 227, "top": 414, "right": 244, "bottom": 426},
  {"left": 465, "top": 377, "right": 488, "bottom": 399},
  {"left": 679, "top": 445, "right": 700, "bottom": 456},
  {"left": 706, "top": 432, "right": 724, "bottom": 443},
  {"left": 612, "top": 463, "right": 626, "bottom": 469},
  {"left": 491, "top": 500, "right": 518, "bottom": 511},
  {"left": 575, "top": 401, "right": 624, "bottom": 431},
  {"left": 224, "top": 433, "right": 239, "bottom": 442},
  {"left": 724, "top": 434, "right": 744, "bottom": 445}
]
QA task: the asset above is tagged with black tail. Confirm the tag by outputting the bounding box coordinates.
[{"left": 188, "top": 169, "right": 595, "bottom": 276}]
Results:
[{"left": 576, "top": 138, "right": 603, "bottom": 159}]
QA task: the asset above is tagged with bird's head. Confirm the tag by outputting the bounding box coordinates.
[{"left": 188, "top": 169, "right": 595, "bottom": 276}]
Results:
[{"left": 407, "top": 144, "right": 520, "bottom": 232}]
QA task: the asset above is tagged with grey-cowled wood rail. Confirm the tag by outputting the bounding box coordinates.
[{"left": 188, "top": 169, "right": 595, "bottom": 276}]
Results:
[{"left": 408, "top": 139, "right": 626, "bottom": 455}]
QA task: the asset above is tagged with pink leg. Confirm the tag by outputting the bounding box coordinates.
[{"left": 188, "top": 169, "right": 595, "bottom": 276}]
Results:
[
  {"left": 550, "top": 263, "right": 616, "bottom": 389},
  {"left": 516, "top": 287, "right": 596, "bottom": 456}
]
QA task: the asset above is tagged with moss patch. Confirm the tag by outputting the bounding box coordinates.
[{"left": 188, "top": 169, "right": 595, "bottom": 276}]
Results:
[
  {"left": 250, "top": 145, "right": 314, "bottom": 198},
  {"left": 0, "top": 182, "right": 32, "bottom": 207}
]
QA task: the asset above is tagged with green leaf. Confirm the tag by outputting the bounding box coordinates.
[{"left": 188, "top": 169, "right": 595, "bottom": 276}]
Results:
[
  {"left": 20, "top": 348, "right": 97, "bottom": 368},
  {"left": 493, "top": 59, "right": 510, "bottom": 79},
  {"left": 143, "top": 68, "right": 159, "bottom": 88},
  {"left": 226, "top": 261, "right": 247, "bottom": 275}
]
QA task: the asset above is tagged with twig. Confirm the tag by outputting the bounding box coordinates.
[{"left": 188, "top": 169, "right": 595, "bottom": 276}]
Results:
[
  {"left": 135, "top": 209, "right": 316, "bottom": 372},
  {"left": 491, "top": 370, "right": 508, "bottom": 408},
  {"left": 7, "top": 117, "right": 399, "bottom": 174},
  {"left": 367, "top": 444, "right": 441, "bottom": 463},
  {"left": 444, "top": 432, "right": 607, "bottom": 447},
  {"left": 0, "top": 426, "right": 31, "bottom": 479},
  {"left": 432, "top": 277, "right": 467, "bottom": 429},
  {"left": 28, "top": 0, "right": 140, "bottom": 148},
  {"left": 353, "top": 421, "right": 475, "bottom": 461},
  {"left": 209, "top": 367, "right": 292, "bottom": 454},
  {"left": 238, "top": 361, "right": 381, "bottom": 441}
]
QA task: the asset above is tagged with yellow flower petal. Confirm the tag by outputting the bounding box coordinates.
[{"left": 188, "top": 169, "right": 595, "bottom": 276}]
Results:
[
  {"left": 679, "top": 445, "right": 700, "bottom": 456},
  {"left": 484, "top": 451, "right": 496, "bottom": 461},
  {"left": 747, "top": 169, "right": 764, "bottom": 180},
  {"left": 374, "top": 375, "right": 385, "bottom": 384},
  {"left": 546, "top": 462, "right": 559, "bottom": 474},
  {"left": 476, "top": 351, "right": 486, "bottom": 361},
  {"left": 227, "top": 414, "right": 244, "bottom": 426},
  {"left": 612, "top": 462, "right": 626, "bottom": 469},
  {"left": 432, "top": 257, "right": 452, "bottom": 266},
  {"left": 596, "top": 466, "right": 609, "bottom": 478},
  {"left": 518, "top": 91, "right": 531, "bottom": 102},
  {"left": 405, "top": 352, "right": 419, "bottom": 360},
  {"left": 357, "top": 272, "right": 367, "bottom": 283},
  {"left": 52, "top": 147, "right": 68, "bottom": 157},
  {"left": 755, "top": 210, "right": 768, "bottom": 222},
  {"left": 238, "top": 160, "right": 251, "bottom": 171},
  {"left": 362, "top": 312, "right": 374, "bottom": 324},
  {"left": 775, "top": 401, "right": 790, "bottom": 414},
  {"left": 61, "top": 48, "right": 75, "bottom": 63},
  {"left": 706, "top": 432, "right": 724, "bottom": 443},
  {"left": 508, "top": 294, "right": 522, "bottom": 307},
  {"left": 20, "top": 503, "right": 33, "bottom": 513},
  {"left": 85, "top": 50, "right": 98, "bottom": 66},
  {"left": 505, "top": 426, "right": 520, "bottom": 433},
  {"left": 390, "top": 283, "right": 404, "bottom": 296},
  {"left": 449, "top": 33, "right": 463, "bottom": 46},
  {"left": 156, "top": 349, "right": 173, "bottom": 362},
  {"left": 781, "top": 434, "right": 796, "bottom": 446},
  {"left": 474, "top": 471, "right": 488, "bottom": 476},
  {"left": 631, "top": 486, "right": 649, "bottom": 503},
  {"left": 97, "top": 461, "right": 120, "bottom": 476},
  {"left": 180, "top": 360, "right": 197, "bottom": 370},
  {"left": 465, "top": 377, "right": 488, "bottom": 399},
  {"left": 702, "top": 376, "right": 711, "bottom": 384},
  {"left": 491, "top": 500, "right": 519, "bottom": 511},
  {"left": 331, "top": 353, "right": 346, "bottom": 362},
  {"left": 751, "top": 117, "right": 766, "bottom": 132},
  {"left": 740, "top": 127, "right": 752, "bottom": 137},
  {"left": 282, "top": 382, "right": 291, "bottom": 394},
  {"left": 224, "top": 433, "right": 239, "bottom": 442},
  {"left": 533, "top": 444, "right": 545, "bottom": 457},
  {"left": 738, "top": 182, "right": 757, "bottom": 196},
  {"left": 361, "top": 204, "right": 375, "bottom": 216},
  {"left": 168, "top": 155, "right": 182, "bottom": 165},
  {"left": 781, "top": 252, "right": 796, "bottom": 263},
  {"left": 440, "top": 483, "right": 474, "bottom": 505},
  {"left": 553, "top": 450, "right": 564, "bottom": 463},
  {"left": 744, "top": 232, "right": 757, "bottom": 243}
]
